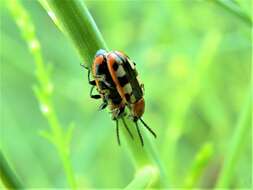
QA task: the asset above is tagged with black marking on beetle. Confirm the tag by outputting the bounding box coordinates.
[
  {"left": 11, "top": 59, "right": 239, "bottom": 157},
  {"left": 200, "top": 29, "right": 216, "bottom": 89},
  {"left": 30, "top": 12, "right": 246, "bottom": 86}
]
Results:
[
  {"left": 118, "top": 75, "right": 129, "bottom": 87},
  {"left": 113, "top": 63, "right": 119, "bottom": 71},
  {"left": 125, "top": 93, "right": 131, "bottom": 101},
  {"left": 109, "top": 89, "right": 122, "bottom": 105},
  {"left": 92, "top": 53, "right": 123, "bottom": 110},
  {"left": 114, "top": 53, "right": 143, "bottom": 102}
]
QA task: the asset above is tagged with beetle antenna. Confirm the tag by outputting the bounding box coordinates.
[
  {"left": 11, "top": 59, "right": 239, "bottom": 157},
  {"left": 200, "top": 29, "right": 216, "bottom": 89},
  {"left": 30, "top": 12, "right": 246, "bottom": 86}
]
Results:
[
  {"left": 140, "top": 118, "right": 157, "bottom": 138},
  {"left": 121, "top": 117, "right": 134, "bottom": 140},
  {"left": 80, "top": 63, "right": 88, "bottom": 70},
  {"left": 135, "top": 122, "right": 144, "bottom": 146},
  {"left": 115, "top": 120, "right": 120, "bottom": 145},
  {"left": 80, "top": 63, "right": 91, "bottom": 83}
]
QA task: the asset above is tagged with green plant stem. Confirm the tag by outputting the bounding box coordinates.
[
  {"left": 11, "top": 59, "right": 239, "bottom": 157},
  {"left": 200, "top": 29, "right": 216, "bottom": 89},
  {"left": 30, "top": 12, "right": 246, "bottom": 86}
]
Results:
[
  {"left": 120, "top": 119, "right": 169, "bottom": 187},
  {"left": 36, "top": 99, "right": 76, "bottom": 189},
  {"left": 213, "top": 0, "right": 252, "bottom": 27},
  {"left": 39, "top": 0, "right": 107, "bottom": 67},
  {"left": 7, "top": 0, "right": 77, "bottom": 188},
  {"left": 39, "top": 0, "right": 168, "bottom": 187},
  {"left": 216, "top": 92, "right": 251, "bottom": 187},
  {"left": 0, "top": 151, "right": 23, "bottom": 189}
]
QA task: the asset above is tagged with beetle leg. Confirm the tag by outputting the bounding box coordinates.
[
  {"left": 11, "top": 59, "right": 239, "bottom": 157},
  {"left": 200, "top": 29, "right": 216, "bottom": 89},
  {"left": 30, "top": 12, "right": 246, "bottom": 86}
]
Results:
[
  {"left": 127, "top": 114, "right": 135, "bottom": 121},
  {"left": 87, "top": 70, "right": 96, "bottom": 86},
  {"left": 111, "top": 109, "right": 120, "bottom": 120},
  {"left": 110, "top": 108, "right": 119, "bottom": 120},
  {"left": 80, "top": 63, "right": 88, "bottom": 69},
  {"left": 80, "top": 64, "right": 96, "bottom": 86},
  {"left": 117, "top": 106, "right": 126, "bottom": 118},
  {"left": 94, "top": 74, "right": 113, "bottom": 89},
  {"left": 90, "top": 86, "right": 100, "bottom": 99},
  {"left": 89, "top": 80, "right": 96, "bottom": 86},
  {"left": 98, "top": 92, "right": 111, "bottom": 110},
  {"left": 98, "top": 101, "right": 108, "bottom": 110},
  {"left": 110, "top": 103, "right": 125, "bottom": 116}
]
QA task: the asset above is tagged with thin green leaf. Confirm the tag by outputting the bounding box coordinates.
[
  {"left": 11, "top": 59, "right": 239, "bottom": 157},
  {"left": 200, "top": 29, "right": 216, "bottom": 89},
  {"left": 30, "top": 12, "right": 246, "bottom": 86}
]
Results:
[
  {"left": 65, "top": 122, "right": 75, "bottom": 148},
  {"left": 216, "top": 91, "right": 251, "bottom": 187},
  {"left": 38, "top": 130, "right": 56, "bottom": 146},
  {"left": 39, "top": 0, "right": 107, "bottom": 67},
  {"left": 7, "top": 0, "right": 77, "bottom": 188},
  {"left": 184, "top": 143, "right": 214, "bottom": 188},
  {"left": 163, "top": 31, "right": 222, "bottom": 185}
]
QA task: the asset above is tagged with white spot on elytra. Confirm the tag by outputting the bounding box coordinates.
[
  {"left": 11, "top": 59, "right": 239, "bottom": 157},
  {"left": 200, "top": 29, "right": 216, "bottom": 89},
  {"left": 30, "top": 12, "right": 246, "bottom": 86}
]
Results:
[
  {"left": 116, "top": 65, "right": 126, "bottom": 77},
  {"left": 123, "top": 83, "right": 132, "bottom": 94}
]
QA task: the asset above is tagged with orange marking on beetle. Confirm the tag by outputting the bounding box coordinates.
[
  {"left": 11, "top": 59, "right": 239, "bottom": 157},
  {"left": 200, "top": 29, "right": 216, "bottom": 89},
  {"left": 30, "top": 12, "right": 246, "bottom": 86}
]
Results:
[
  {"left": 131, "top": 98, "right": 145, "bottom": 118},
  {"left": 107, "top": 53, "right": 127, "bottom": 104},
  {"left": 92, "top": 55, "right": 105, "bottom": 97}
]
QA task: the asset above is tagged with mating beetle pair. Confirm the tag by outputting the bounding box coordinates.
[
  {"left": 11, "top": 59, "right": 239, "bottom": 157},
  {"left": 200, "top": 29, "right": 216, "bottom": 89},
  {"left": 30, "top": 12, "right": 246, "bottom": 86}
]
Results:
[{"left": 83, "top": 49, "right": 156, "bottom": 146}]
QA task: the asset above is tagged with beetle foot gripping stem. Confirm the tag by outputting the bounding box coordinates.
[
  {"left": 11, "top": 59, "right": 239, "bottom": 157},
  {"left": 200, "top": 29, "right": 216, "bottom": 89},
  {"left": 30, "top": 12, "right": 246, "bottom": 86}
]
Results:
[{"left": 80, "top": 63, "right": 88, "bottom": 70}]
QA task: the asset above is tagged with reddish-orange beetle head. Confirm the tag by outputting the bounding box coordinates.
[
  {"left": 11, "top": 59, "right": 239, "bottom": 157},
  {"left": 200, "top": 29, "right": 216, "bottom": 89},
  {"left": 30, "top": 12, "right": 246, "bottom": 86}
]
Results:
[{"left": 132, "top": 98, "right": 145, "bottom": 121}]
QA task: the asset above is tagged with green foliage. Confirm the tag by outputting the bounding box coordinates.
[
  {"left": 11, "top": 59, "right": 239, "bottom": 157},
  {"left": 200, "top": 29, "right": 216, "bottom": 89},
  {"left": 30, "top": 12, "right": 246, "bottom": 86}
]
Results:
[
  {"left": 216, "top": 92, "right": 251, "bottom": 188},
  {"left": 39, "top": 0, "right": 107, "bottom": 67},
  {"left": 38, "top": 2, "right": 166, "bottom": 188},
  {"left": 0, "top": 0, "right": 251, "bottom": 189},
  {"left": 184, "top": 142, "right": 214, "bottom": 188},
  {"left": 6, "top": 0, "right": 76, "bottom": 188}
]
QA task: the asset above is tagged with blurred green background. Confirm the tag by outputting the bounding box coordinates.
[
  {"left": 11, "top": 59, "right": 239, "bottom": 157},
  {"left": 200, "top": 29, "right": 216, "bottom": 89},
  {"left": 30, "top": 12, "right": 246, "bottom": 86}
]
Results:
[{"left": 1, "top": 0, "right": 252, "bottom": 189}]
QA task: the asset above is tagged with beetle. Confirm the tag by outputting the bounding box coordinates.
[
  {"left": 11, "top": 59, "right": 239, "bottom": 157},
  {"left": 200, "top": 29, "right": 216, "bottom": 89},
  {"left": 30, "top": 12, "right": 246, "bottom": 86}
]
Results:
[
  {"left": 82, "top": 49, "right": 133, "bottom": 145},
  {"left": 106, "top": 50, "right": 156, "bottom": 146}
]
